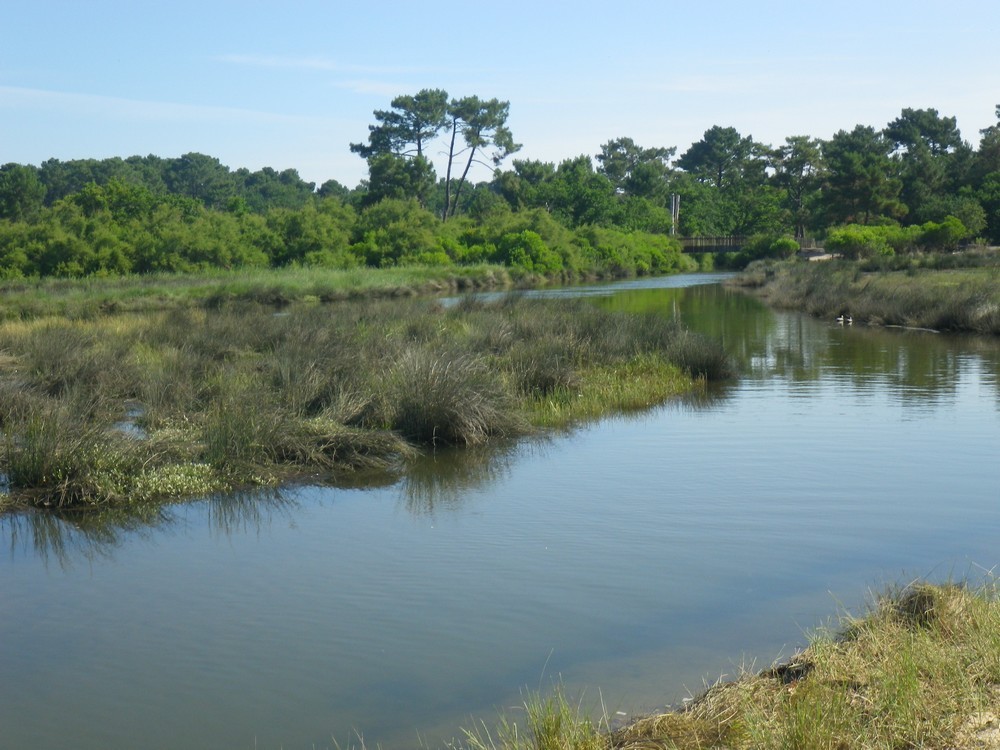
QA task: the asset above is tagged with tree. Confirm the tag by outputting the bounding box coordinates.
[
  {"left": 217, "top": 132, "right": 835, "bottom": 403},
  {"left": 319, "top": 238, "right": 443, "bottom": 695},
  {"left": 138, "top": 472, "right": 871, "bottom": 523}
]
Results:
[
  {"left": 885, "top": 108, "right": 963, "bottom": 157},
  {"left": 676, "top": 126, "right": 775, "bottom": 236},
  {"left": 351, "top": 90, "right": 518, "bottom": 220},
  {"left": 0, "top": 163, "right": 46, "bottom": 221},
  {"left": 677, "top": 126, "right": 761, "bottom": 190},
  {"left": 494, "top": 159, "right": 556, "bottom": 211},
  {"left": 236, "top": 167, "right": 315, "bottom": 212},
  {"left": 596, "top": 137, "right": 675, "bottom": 199},
  {"left": 164, "top": 153, "right": 237, "bottom": 209},
  {"left": 441, "top": 96, "right": 520, "bottom": 220},
  {"left": 363, "top": 154, "right": 437, "bottom": 208},
  {"left": 977, "top": 171, "right": 1000, "bottom": 243},
  {"left": 884, "top": 108, "right": 967, "bottom": 224},
  {"left": 771, "top": 136, "right": 824, "bottom": 237},
  {"left": 972, "top": 105, "right": 1000, "bottom": 186},
  {"left": 349, "top": 89, "right": 449, "bottom": 160},
  {"left": 317, "top": 179, "right": 350, "bottom": 201},
  {"left": 543, "top": 156, "right": 617, "bottom": 227},
  {"left": 821, "top": 125, "right": 904, "bottom": 225}
]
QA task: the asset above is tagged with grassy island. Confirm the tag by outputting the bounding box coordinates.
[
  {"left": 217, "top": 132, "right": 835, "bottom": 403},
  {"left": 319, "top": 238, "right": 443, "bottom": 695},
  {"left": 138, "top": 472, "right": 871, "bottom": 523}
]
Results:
[
  {"left": 458, "top": 581, "right": 1000, "bottom": 750},
  {"left": 732, "top": 250, "right": 1000, "bottom": 335},
  {"left": 0, "top": 272, "right": 732, "bottom": 514}
]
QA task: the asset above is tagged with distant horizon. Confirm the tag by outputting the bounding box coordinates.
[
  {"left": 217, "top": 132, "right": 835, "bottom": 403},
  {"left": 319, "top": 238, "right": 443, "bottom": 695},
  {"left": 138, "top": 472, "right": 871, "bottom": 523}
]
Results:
[{"left": 3, "top": 0, "right": 998, "bottom": 189}]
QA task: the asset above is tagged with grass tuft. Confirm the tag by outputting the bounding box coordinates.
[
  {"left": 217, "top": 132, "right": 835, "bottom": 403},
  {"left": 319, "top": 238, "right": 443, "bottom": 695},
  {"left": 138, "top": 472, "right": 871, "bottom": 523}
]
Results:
[
  {"left": 458, "top": 688, "right": 608, "bottom": 750},
  {"left": 385, "top": 349, "right": 527, "bottom": 447}
]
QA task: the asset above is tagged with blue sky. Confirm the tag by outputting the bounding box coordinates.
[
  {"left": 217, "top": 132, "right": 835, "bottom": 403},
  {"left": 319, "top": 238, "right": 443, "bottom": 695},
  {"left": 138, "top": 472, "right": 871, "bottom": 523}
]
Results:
[{"left": 2, "top": 0, "right": 998, "bottom": 189}]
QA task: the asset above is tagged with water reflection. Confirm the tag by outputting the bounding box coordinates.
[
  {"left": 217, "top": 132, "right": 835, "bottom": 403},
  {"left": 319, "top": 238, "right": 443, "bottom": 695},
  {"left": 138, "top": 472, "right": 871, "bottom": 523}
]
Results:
[
  {"left": 4, "top": 275, "right": 1000, "bottom": 750},
  {"left": 5, "top": 279, "right": 999, "bottom": 564},
  {"left": 3, "top": 504, "right": 171, "bottom": 568},
  {"left": 595, "top": 283, "right": 1000, "bottom": 408},
  {"left": 398, "top": 441, "right": 519, "bottom": 515},
  {"left": 203, "top": 488, "right": 298, "bottom": 537},
  {"left": 3, "top": 488, "right": 298, "bottom": 566}
]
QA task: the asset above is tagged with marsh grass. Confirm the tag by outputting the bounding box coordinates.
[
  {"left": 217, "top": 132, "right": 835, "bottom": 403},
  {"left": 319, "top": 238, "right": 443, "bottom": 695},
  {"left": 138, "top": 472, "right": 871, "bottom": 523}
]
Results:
[
  {"left": 465, "top": 581, "right": 1000, "bottom": 750},
  {"left": 737, "top": 259, "right": 1000, "bottom": 334},
  {"left": 385, "top": 349, "right": 526, "bottom": 446},
  {"left": 459, "top": 689, "right": 609, "bottom": 750},
  {"left": 3, "top": 402, "right": 162, "bottom": 508},
  {"left": 0, "top": 294, "right": 731, "bottom": 511},
  {"left": 0, "top": 264, "right": 519, "bottom": 321}
]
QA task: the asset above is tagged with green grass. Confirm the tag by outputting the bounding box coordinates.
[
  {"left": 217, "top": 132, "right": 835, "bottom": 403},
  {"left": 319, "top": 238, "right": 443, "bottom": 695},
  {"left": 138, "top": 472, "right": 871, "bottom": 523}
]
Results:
[
  {"left": 455, "top": 580, "right": 1000, "bottom": 750},
  {"left": 0, "top": 295, "right": 732, "bottom": 512},
  {"left": 460, "top": 689, "right": 609, "bottom": 750}
]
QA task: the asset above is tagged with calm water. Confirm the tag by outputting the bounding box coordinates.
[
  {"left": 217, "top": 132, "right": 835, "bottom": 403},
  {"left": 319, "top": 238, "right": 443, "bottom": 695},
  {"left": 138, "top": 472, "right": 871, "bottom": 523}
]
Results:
[{"left": 3, "top": 275, "right": 999, "bottom": 749}]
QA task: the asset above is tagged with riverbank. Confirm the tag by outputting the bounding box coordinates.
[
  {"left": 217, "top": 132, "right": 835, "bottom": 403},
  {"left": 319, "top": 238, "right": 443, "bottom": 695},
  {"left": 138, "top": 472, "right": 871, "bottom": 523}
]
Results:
[
  {"left": 0, "top": 263, "right": 683, "bottom": 321},
  {"left": 731, "top": 253, "right": 1000, "bottom": 335},
  {"left": 459, "top": 581, "right": 1000, "bottom": 749},
  {"left": 0, "top": 292, "right": 732, "bottom": 515}
]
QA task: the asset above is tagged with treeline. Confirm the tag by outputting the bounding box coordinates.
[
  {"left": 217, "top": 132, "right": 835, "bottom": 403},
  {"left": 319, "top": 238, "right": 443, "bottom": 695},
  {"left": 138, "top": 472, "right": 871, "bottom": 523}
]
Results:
[
  {"left": 0, "top": 170, "right": 693, "bottom": 278},
  {"left": 345, "top": 93, "right": 1000, "bottom": 251},
  {"left": 1, "top": 97, "right": 999, "bottom": 279}
]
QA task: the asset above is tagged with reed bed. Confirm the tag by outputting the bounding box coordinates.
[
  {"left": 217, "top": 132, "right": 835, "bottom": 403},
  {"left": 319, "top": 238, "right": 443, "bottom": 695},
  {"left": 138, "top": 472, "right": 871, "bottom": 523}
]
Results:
[
  {"left": 0, "top": 295, "right": 732, "bottom": 512},
  {"left": 456, "top": 581, "right": 1000, "bottom": 750}
]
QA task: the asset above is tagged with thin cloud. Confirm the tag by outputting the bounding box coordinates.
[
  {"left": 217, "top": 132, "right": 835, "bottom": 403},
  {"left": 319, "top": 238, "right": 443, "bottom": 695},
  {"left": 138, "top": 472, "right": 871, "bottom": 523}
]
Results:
[
  {"left": 0, "top": 85, "right": 314, "bottom": 125},
  {"left": 218, "top": 53, "right": 432, "bottom": 77},
  {"left": 330, "top": 79, "right": 422, "bottom": 98}
]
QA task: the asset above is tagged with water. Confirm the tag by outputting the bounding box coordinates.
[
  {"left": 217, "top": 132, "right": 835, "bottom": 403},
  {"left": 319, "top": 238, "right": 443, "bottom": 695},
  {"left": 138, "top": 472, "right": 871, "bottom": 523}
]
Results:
[{"left": 2, "top": 275, "right": 999, "bottom": 749}]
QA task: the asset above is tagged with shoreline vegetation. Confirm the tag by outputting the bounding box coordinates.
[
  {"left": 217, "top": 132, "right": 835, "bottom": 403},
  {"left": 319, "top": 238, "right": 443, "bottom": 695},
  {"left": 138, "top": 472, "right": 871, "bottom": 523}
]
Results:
[
  {"left": 456, "top": 580, "right": 1000, "bottom": 750},
  {"left": 0, "top": 263, "right": 594, "bottom": 322},
  {"left": 0, "top": 269, "right": 733, "bottom": 516},
  {"left": 731, "top": 248, "right": 1000, "bottom": 335}
]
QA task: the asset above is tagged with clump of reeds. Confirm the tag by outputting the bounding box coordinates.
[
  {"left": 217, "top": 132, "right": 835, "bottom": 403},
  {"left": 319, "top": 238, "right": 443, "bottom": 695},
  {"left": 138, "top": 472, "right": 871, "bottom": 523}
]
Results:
[
  {"left": 463, "top": 580, "right": 1000, "bottom": 750},
  {"left": 3, "top": 402, "right": 162, "bottom": 508},
  {"left": 381, "top": 349, "right": 527, "bottom": 446},
  {"left": 658, "top": 321, "right": 736, "bottom": 381}
]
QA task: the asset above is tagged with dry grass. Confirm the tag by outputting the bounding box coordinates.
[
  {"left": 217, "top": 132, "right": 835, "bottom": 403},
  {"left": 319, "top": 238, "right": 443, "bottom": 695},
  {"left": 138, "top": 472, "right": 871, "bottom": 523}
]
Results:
[{"left": 457, "top": 581, "right": 1000, "bottom": 750}]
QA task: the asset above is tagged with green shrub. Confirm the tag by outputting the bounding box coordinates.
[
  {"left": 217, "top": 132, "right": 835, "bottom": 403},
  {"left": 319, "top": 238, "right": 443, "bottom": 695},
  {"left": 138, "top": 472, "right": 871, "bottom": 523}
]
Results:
[
  {"left": 918, "top": 215, "right": 968, "bottom": 251},
  {"left": 492, "top": 230, "right": 563, "bottom": 273}
]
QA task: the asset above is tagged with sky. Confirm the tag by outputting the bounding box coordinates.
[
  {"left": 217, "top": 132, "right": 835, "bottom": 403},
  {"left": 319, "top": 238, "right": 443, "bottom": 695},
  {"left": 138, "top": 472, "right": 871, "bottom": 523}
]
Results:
[{"left": 2, "top": 0, "right": 998, "bottom": 189}]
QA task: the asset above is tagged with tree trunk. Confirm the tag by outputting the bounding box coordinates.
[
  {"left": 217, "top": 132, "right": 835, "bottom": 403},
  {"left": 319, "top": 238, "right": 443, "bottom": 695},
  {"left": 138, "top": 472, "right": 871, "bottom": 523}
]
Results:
[
  {"left": 449, "top": 144, "right": 478, "bottom": 219},
  {"left": 442, "top": 119, "right": 459, "bottom": 221}
]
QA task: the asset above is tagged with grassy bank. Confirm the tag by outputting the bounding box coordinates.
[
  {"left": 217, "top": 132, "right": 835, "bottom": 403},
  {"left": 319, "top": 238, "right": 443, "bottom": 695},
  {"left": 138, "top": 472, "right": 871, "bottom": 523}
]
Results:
[
  {"left": 0, "top": 264, "right": 526, "bottom": 321},
  {"left": 0, "top": 261, "right": 693, "bottom": 322},
  {"left": 0, "top": 294, "right": 732, "bottom": 514},
  {"left": 732, "top": 253, "right": 1000, "bottom": 335},
  {"left": 458, "top": 580, "right": 1000, "bottom": 750}
]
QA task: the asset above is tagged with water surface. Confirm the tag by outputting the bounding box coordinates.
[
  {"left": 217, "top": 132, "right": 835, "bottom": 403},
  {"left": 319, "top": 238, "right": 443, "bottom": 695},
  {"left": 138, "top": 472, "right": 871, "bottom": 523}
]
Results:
[{"left": 2, "top": 275, "right": 998, "bottom": 749}]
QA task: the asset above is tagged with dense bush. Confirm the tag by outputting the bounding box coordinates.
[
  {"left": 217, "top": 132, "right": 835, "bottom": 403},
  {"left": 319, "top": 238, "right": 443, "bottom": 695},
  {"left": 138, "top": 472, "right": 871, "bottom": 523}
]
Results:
[{"left": 825, "top": 217, "right": 970, "bottom": 259}]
